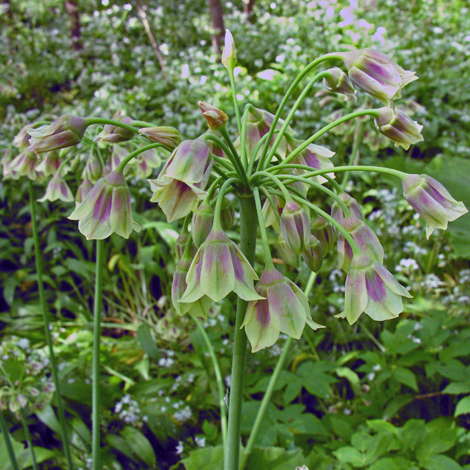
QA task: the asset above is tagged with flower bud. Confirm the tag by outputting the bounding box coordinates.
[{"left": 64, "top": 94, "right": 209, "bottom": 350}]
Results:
[
  {"left": 280, "top": 201, "right": 310, "bottom": 255},
  {"left": 222, "top": 29, "right": 237, "bottom": 71},
  {"left": 192, "top": 202, "right": 214, "bottom": 248},
  {"left": 28, "top": 115, "right": 87, "bottom": 154},
  {"left": 311, "top": 216, "right": 335, "bottom": 256},
  {"left": 402, "top": 174, "right": 468, "bottom": 238},
  {"left": 302, "top": 235, "right": 323, "bottom": 272},
  {"left": 220, "top": 197, "right": 235, "bottom": 231},
  {"left": 340, "top": 48, "right": 418, "bottom": 105},
  {"left": 198, "top": 101, "right": 229, "bottom": 130},
  {"left": 94, "top": 112, "right": 134, "bottom": 144},
  {"left": 75, "top": 179, "right": 93, "bottom": 203},
  {"left": 13, "top": 125, "right": 33, "bottom": 150},
  {"left": 82, "top": 153, "right": 102, "bottom": 182},
  {"left": 277, "top": 235, "right": 299, "bottom": 269},
  {"left": 175, "top": 232, "right": 197, "bottom": 261},
  {"left": 139, "top": 126, "right": 182, "bottom": 150},
  {"left": 374, "top": 107, "right": 424, "bottom": 150},
  {"left": 322, "top": 67, "right": 356, "bottom": 101}
]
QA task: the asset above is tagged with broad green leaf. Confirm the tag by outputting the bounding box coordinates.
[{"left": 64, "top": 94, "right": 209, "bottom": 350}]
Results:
[
  {"left": 421, "top": 454, "right": 462, "bottom": 470},
  {"left": 393, "top": 367, "right": 418, "bottom": 391},
  {"left": 455, "top": 396, "right": 470, "bottom": 417},
  {"left": 179, "top": 445, "right": 224, "bottom": 470},
  {"left": 0, "top": 438, "right": 56, "bottom": 470},
  {"left": 136, "top": 323, "right": 160, "bottom": 360},
  {"left": 383, "top": 395, "right": 414, "bottom": 420},
  {"left": 336, "top": 367, "right": 360, "bottom": 394},
  {"left": 121, "top": 426, "right": 157, "bottom": 468},
  {"left": 416, "top": 427, "right": 458, "bottom": 460},
  {"left": 442, "top": 382, "right": 470, "bottom": 395},
  {"left": 333, "top": 446, "right": 364, "bottom": 467},
  {"left": 36, "top": 405, "right": 61, "bottom": 433},
  {"left": 369, "top": 456, "right": 416, "bottom": 470}
]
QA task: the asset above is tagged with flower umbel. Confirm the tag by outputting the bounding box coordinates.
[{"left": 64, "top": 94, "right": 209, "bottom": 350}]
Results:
[
  {"left": 68, "top": 170, "right": 141, "bottom": 239},
  {"left": 402, "top": 174, "right": 468, "bottom": 238},
  {"left": 180, "top": 229, "right": 263, "bottom": 304},
  {"left": 241, "top": 268, "right": 324, "bottom": 352}
]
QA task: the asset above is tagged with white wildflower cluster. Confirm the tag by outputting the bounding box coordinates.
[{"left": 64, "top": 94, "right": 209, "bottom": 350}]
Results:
[
  {"left": 421, "top": 274, "right": 443, "bottom": 290},
  {"left": 395, "top": 258, "right": 420, "bottom": 273},
  {"left": 173, "top": 405, "right": 193, "bottom": 423},
  {"left": 114, "top": 395, "right": 148, "bottom": 428}
]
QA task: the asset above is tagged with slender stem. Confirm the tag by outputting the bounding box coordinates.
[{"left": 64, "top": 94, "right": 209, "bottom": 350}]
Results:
[
  {"left": 225, "top": 194, "right": 258, "bottom": 470},
  {"left": 20, "top": 410, "right": 38, "bottom": 470},
  {"left": 253, "top": 187, "right": 274, "bottom": 269},
  {"left": 28, "top": 182, "right": 74, "bottom": 470},
  {"left": 213, "top": 178, "right": 239, "bottom": 231},
  {"left": 92, "top": 239, "right": 105, "bottom": 470},
  {"left": 220, "top": 129, "right": 250, "bottom": 188},
  {"left": 253, "top": 171, "right": 291, "bottom": 201},
  {"left": 229, "top": 71, "right": 242, "bottom": 137},
  {"left": 257, "top": 53, "right": 343, "bottom": 169},
  {"left": 247, "top": 130, "right": 280, "bottom": 177},
  {"left": 260, "top": 71, "right": 327, "bottom": 171},
  {"left": 241, "top": 272, "right": 318, "bottom": 470},
  {"left": 240, "top": 104, "right": 255, "bottom": 169},
  {"left": 0, "top": 410, "right": 20, "bottom": 470},
  {"left": 84, "top": 117, "right": 140, "bottom": 135},
  {"left": 281, "top": 109, "right": 379, "bottom": 166},
  {"left": 341, "top": 120, "right": 363, "bottom": 190},
  {"left": 116, "top": 143, "right": 162, "bottom": 173},
  {"left": 194, "top": 318, "right": 227, "bottom": 450}
]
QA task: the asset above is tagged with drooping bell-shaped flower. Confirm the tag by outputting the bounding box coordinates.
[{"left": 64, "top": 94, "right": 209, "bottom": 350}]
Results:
[
  {"left": 374, "top": 107, "right": 424, "bottom": 150},
  {"left": 241, "top": 268, "right": 324, "bottom": 352},
  {"left": 220, "top": 197, "right": 235, "bottom": 231},
  {"left": 94, "top": 112, "right": 135, "bottom": 144},
  {"left": 340, "top": 48, "right": 418, "bottom": 105},
  {"left": 277, "top": 234, "right": 300, "bottom": 269},
  {"left": 280, "top": 201, "right": 311, "bottom": 255},
  {"left": 310, "top": 216, "right": 335, "bottom": 257},
  {"left": 28, "top": 115, "right": 87, "bottom": 154},
  {"left": 75, "top": 178, "right": 93, "bottom": 203},
  {"left": 286, "top": 136, "right": 335, "bottom": 184},
  {"left": 68, "top": 170, "right": 141, "bottom": 240},
  {"left": 38, "top": 172, "right": 74, "bottom": 203},
  {"left": 8, "top": 151, "right": 44, "bottom": 181},
  {"left": 13, "top": 125, "right": 33, "bottom": 150},
  {"left": 172, "top": 256, "right": 212, "bottom": 319},
  {"left": 128, "top": 148, "right": 162, "bottom": 179},
  {"left": 198, "top": 101, "right": 229, "bottom": 130},
  {"left": 263, "top": 195, "right": 284, "bottom": 233},
  {"left": 139, "top": 126, "right": 182, "bottom": 150},
  {"left": 342, "top": 254, "right": 412, "bottom": 324},
  {"left": 322, "top": 67, "right": 356, "bottom": 101},
  {"left": 402, "top": 174, "right": 468, "bottom": 238},
  {"left": 35, "top": 151, "right": 63, "bottom": 177},
  {"left": 302, "top": 235, "right": 323, "bottom": 272},
  {"left": 82, "top": 153, "right": 103, "bottom": 182},
  {"left": 180, "top": 229, "right": 263, "bottom": 304},
  {"left": 148, "top": 139, "right": 213, "bottom": 222}
]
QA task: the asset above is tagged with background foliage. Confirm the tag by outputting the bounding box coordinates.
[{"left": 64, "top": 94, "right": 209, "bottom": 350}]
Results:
[{"left": 1, "top": 0, "right": 470, "bottom": 469}]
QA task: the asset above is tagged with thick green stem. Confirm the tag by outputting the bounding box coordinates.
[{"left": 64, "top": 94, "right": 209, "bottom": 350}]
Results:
[
  {"left": 20, "top": 410, "right": 38, "bottom": 470},
  {"left": 92, "top": 239, "right": 105, "bottom": 470},
  {"left": 241, "top": 272, "right": 317, "bottom": 470},
  {"left": 0, "top": 410, "right": 20, "bottom": 470},
  {"left": 28, "top": 182, "right": 74, "bottom": 470},
  {"left": 194, "top": 318, "right": 227, "bottom": 450},
  {"left": 225, "top": 194, "right": 258, "bottom": 470}
]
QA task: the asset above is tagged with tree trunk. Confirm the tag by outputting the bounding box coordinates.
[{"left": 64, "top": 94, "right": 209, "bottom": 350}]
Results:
[
  {"left": 65, "top": 0, "right": 83, "bottom": 52},
  {"left": 207, "top": 0, "right": 225, "bottom": 54},
  {"left": 244, "top": 0, "right": 256, "bottom": 23}
]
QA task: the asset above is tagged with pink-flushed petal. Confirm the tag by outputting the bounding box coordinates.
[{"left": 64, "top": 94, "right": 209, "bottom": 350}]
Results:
[
  {"left": 372, "top": 262, "right": 413, "bottom": 298},
  {"left": 344, "top": 269, "right": 367, "bottom": 325},
  {"left": 78, "top": 189, "right": 114, "bottom": 239},
  {"left": 200, "top": 242, "right": 235, "bottom": 302},
  {"left": 243, "top": 300, "right": 280, "bottom": 353},
  {"left": 110, "top": 186, "right": 133, "bottom": 239},
  {"left": 165, "top": 139, "right": 210, "bottom": 184},
  {"left": 267, "top": 283, "right": 306, "bottom": 339},
  {"left": 351, "top": 223, "right": 384, "bottom": 264},
  {"left": 180, "top": 250, "right": 203, "bottom": 302},
  {"left": 231, "top": 247, "right": 263, "bottom": 301},
  {"left": 68, "top": 179, "right": 107, "bottom": 220},
  {"left": 365, "top": 290, "right": 402, "bottom": 321}
]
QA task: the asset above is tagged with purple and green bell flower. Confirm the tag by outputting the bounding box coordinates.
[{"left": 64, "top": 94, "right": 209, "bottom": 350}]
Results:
[
  {"left": 35, "top": 151, "right": 64, "bottom": 177},
  {"left": 310, "top": 216, "right": 335, "bottom": 257},
  {"left": 402, "top": 174, "right": 468, "bottom": 238},
  {"left": 302, "top": 235, "right": 323, "bottom": 272},
  {"left": 280, "top": 200, "right": 311, "bottom": 255},
  {"left": 75, "top": 178, "right": 93, "bottom": 203},
  {"left": 374, "top": 107, "right": 424, "bottom": 150},
  {"left": 68, "top": 169, "right": 142, "bottom": 240},
  {"left": 148, "top": 138, "right": 213, "bottom": 222},
  {"left": 27, "top": 115, "right": 87, "bottom": 154},
  {"left": 277, "top": 234, "right": 300, "bottom": 269},
  {"left": 172, "top": 256, "right": 212, "bottom": 319},
  {"left": 191, "top": 201, "right": 214, "bottom": 248},
  {"left": 38, "top": 172, "right": 74, "bottom": 203},
  {"left": 179, "top": 229, "right": 263, "bottom": 304},
  {"left": 8, "top": 151, "right": 44, "bottom": 181},
  {"left": 94, "top": 112, "right": 135, "bottom": 144},
  {"left": 341, "top": 254, "right": 412, "bottom": 325},
  {"left": 322, "top": 67, "right": 356, "bottom": 102},
  {"left": 340, "top": 48, "right": 418, "bottom": 105},
  {"left": 241, "top": 268, "right": 324, "bottom": 353},
  {"left": 13, "top": 125, "right": 33, "bottom": 150},
  {"left": 138, "top": 126, "right": 182, "bottom": 150}
]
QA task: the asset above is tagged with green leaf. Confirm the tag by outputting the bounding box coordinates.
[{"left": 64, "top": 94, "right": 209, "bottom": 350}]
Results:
[
  {"left": 333, "top": 446, "right": 365, "bottom": 467},
  {"left": 336, "top": 367, "right": 360, "bottom": 394},
  {"left": 393, "top": 367, "right": 418, "bottom": 391},
  {"left": 369, "top": 457, "right": 417, "bottom": 470},
  {"left": 0, "top": 438, "right": 56, "bottom": 470},
  {"left": 455, "top": 396, "right": 470, "bottom": 417},
  {"left": 179, "top": 445, "right": 224, "bottom": 470},
  {"left": 136, "top": 323, "right": 160, "bottom": 360},
  {"left": 36, "top": 405, "right": 61, "bottom": 433},
  {"left": 442, "top": 382, "right": 470, "bottom": 395},
  {"left": 421, "top": 454, "right": 462, "bottom": 470},
  {"left": 121, "top": 426, "right": 157, "bottom": 468},
  {"left": 383, "top": 394, "right": 414, "bottom": 420},
  {"left": 142, "top": 221, "right": 179, "bottom": 249},
  {"left": 416, "top": 427, "right": 458, "bottom": 460},
  {"left": 289, "top": 413, "right": 328, "bottom": 437}
]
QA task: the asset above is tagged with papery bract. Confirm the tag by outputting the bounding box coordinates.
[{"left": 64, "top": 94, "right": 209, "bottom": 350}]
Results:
[
  {"left": 241, "top": 268, "right": 324, "bottom": 352},
  {"left": 180, "top": 229, "right": 262, "bottom": 304},
  {"left": 402, "top": 174, "right": 468, "bottom": 238},
  {"left": 342, "top": 254, "right": 412, "bottom": 324}
]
